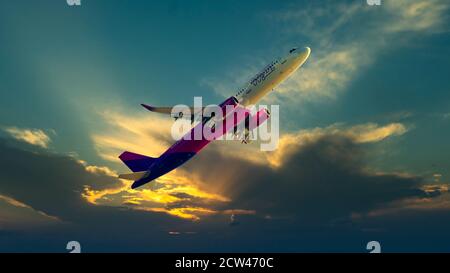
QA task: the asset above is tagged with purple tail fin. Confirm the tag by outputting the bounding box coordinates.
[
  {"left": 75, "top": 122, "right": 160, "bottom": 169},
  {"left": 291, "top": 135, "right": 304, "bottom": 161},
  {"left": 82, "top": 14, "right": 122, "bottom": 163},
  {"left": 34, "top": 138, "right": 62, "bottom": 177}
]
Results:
[{"left": 119, "top": 151, "right": 156, "bottom": 172}]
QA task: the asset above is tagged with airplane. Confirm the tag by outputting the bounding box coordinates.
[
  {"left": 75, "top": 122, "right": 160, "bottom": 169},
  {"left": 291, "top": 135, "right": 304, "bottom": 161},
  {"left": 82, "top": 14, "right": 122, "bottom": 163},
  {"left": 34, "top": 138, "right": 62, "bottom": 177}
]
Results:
[{"left": 118, "top": 46, "right": 311, "bottom": 189}]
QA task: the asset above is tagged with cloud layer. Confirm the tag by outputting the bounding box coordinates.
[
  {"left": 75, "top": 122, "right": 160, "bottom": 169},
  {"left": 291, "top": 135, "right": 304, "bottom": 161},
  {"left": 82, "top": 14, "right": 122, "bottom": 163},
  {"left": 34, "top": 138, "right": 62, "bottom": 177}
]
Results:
[{"left": 0, "top": 120, "right": 449, "bottom": 251}]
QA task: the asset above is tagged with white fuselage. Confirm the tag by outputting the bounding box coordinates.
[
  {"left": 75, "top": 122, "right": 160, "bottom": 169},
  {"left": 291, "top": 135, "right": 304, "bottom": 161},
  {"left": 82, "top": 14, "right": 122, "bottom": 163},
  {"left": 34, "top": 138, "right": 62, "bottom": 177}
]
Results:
[{"left": 235, "top": 47, "right": 311, "bottom": 106}]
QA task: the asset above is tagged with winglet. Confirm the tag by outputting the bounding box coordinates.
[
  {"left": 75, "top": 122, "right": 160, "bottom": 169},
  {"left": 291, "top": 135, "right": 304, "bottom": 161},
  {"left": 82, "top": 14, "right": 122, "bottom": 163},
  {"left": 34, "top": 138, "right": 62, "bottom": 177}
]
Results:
[
  {"left": 140, "top": 104, "right": 174, "bottom": 115},
  {"left": 141, "top": 103, "right": 155, "bottom": 111}
]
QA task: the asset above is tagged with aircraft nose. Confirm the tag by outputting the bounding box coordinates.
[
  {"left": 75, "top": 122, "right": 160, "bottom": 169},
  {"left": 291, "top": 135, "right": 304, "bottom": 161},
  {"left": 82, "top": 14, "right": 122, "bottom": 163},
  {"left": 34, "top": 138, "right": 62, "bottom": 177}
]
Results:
[
  {"left": 285, "top": 46, "right": 311, "bottom": 70},
  {"left": 298, "top": 47, "right": 311, "bottom": 60},
  {"left": 290, "top": 46, "right": 310, "bottom": 66},
  {"left": 304, "top": 47, "right": 311, "bottom": 56}
]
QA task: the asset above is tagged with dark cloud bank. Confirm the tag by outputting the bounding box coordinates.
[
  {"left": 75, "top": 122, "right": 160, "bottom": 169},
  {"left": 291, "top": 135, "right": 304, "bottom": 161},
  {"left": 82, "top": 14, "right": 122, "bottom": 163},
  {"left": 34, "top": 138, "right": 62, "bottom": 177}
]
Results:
[{"left": 1, "top": 136, "right": 450, "bottom": 252}]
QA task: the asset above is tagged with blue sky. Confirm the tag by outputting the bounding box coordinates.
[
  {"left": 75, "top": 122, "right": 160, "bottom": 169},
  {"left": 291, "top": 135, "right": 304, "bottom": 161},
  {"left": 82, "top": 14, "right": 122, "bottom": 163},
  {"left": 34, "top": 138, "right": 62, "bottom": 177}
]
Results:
[{"left": 0, "top": 0, "right": 450, "bottom": 252}]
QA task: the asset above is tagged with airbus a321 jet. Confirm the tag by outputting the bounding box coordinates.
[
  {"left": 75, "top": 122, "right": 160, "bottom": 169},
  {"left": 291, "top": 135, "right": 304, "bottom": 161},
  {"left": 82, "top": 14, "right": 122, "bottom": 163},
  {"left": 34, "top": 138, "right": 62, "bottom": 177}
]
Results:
[{"left": 119, "top": 47, "right": 311, "bottom": 189}]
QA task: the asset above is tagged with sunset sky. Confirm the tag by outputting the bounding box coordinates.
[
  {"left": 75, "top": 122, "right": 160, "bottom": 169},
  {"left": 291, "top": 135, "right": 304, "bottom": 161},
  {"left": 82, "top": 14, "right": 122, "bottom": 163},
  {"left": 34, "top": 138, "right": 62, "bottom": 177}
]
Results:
[{"left": 0, "top": 0, "right": 450, "bottom": 252}]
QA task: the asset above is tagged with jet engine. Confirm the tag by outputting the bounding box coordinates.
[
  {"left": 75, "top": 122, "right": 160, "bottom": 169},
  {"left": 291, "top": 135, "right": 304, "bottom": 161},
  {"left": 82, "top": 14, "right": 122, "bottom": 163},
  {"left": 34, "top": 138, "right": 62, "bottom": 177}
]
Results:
[{"left": 240, "top": 108, "right": 271, "bottom": 144}]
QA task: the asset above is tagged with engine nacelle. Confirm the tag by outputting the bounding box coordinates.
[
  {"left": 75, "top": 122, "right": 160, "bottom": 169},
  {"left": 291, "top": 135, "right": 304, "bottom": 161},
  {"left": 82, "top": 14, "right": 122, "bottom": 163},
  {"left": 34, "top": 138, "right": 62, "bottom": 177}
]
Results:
[
  {"left": 240, "top": 108, "right": 271, "bottom": 144},
  {"left": 248, "top": 108, "right": 270, "bottom": 131}
]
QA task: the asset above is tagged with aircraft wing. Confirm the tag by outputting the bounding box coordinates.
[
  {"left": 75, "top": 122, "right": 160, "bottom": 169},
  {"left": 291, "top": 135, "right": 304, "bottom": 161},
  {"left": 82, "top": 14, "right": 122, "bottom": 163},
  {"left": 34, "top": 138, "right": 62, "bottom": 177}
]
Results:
[
  {"left": 141, "top": 104, "right": 203, "bottom": 120},
  {"left": 141, "top": 96, "right": 240, "bottom": 121}
]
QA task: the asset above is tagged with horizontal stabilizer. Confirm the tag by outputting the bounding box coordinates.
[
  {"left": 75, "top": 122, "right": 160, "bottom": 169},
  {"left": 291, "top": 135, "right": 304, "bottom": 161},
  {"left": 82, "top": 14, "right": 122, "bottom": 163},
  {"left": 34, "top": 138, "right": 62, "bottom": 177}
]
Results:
[
  {"left": 118, "top": 171, "right": 148, "bottom": 181},
  {"left": 119, "top": 151, "right": 156, "bottom": 172}
]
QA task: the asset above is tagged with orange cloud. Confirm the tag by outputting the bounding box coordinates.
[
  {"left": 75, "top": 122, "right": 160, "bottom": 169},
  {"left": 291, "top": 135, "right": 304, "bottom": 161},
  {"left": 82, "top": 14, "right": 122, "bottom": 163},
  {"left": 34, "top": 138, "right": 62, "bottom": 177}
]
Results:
[
  {"left": 82, "top": 110, "right": 239, "bottom": 220},
  {"left": 3, "top": 127, "right": 52, "bottom": 148},
  {"left": 91, "top": 111, "right": 174, "bottom": 162},
  {"left": 82, "top": 167, "right": 232, "bottom": 221},
  {"left": 353, "top": 183, "right": 450, "bottom": 219},
  {"left": 266, "top": 122, "right": 409, "bottom": 168}
]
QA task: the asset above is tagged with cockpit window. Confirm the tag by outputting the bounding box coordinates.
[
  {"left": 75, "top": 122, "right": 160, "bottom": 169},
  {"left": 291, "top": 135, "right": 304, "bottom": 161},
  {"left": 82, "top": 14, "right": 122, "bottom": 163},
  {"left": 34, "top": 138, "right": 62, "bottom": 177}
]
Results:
[{"left": 289, "top": 48, "right": 297, "bottom": 53}]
